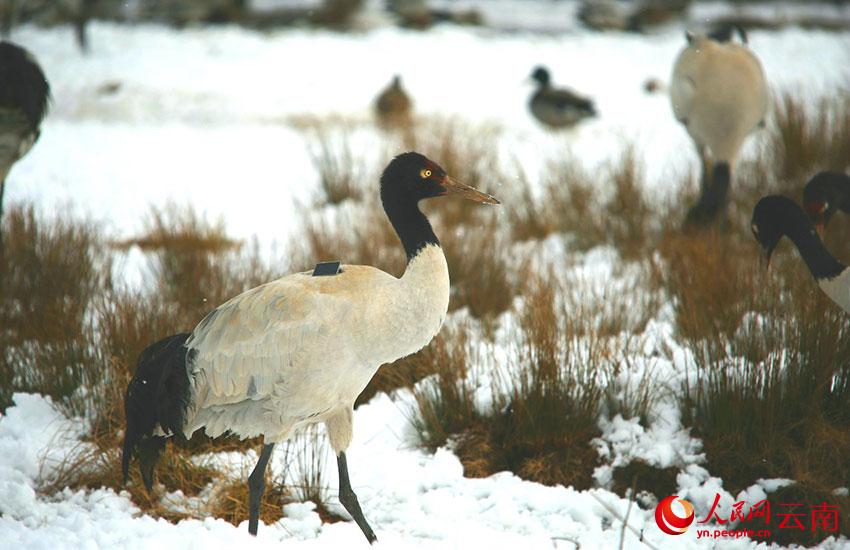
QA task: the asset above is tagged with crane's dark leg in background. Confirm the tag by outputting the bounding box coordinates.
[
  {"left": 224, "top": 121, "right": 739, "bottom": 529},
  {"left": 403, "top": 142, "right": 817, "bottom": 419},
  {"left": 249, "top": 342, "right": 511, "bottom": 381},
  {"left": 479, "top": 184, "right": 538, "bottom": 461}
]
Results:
[
  {"left": 248, "top": 443, "right": 275, "bottom": 536},
  {"left": 337, "top": 451, "right": 377, "bottom": 544}
]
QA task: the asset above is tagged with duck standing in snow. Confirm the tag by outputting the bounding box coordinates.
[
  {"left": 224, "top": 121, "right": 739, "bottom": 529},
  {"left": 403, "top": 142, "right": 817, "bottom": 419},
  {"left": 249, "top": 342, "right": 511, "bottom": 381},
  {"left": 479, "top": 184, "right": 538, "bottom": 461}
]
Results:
[
  {"left": 374, "top": 75, "right": 413, "bottom": 129},
  {"left": 671, "top": 30, "right": 768, "bottom": 226},
  {"left": 0, "top": 41, "right": 50, "bottom": 252},
  {"left": 752, "top": 195, "right": 849, "bottom": 313},
  {"left": 802, "top": 171, "right": 850, "bottom": 235},
  {"left": 528, "top": 66, "right": 596, "bottom": 129},
  {"left": 122, "top": 152, "right": 499, "bottom": 542}
]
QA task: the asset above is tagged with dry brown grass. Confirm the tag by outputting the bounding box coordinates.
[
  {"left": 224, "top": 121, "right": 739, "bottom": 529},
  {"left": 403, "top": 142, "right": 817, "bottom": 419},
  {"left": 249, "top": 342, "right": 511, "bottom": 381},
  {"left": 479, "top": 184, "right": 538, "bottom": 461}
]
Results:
[
  {"left": 655, "top": 230, "right": 769, "bottom": 343},
  {"left": 308, "top": 128, "right": 367, "bottom": 206},
  {"left": 439, "top": 216, "right": 515, "bottom": 320},
  {"left": 603, "top": 148, "right": 656, "bottom": 259},
  {"left": 506, "top": 155, "right": 600, "bottom": 245},
  {"left": 481, "top": 275, "right": 604, "bottom": 488},
  {"left": 0, "top": 204, "right": 105, "bottom": 413},
  {"left": 293, "top": 202, "right": 406, "bottom": 278},
  {"left": 769, "top": 92, "right": 850, "bottom": 184},
  {"left": 411, "top": 323, "right": 478, "bottom": 451},
  {"left": 504, "top": 168, "right": 559, "bottom": 243},
  {"left": 507, "top": 148, "right": 658, "bottom": 260},
  {"left": 412, "top": 275, "right": 613, "bottom": 489},
  {"left": 209, "top": 471, "right": 288, "bottom": 528},
  {"left": 120, "top": 204, "right": 277, "bottom": 329},
  {"left": 43, "top": 442, "right": 221, "bottom": 523}
]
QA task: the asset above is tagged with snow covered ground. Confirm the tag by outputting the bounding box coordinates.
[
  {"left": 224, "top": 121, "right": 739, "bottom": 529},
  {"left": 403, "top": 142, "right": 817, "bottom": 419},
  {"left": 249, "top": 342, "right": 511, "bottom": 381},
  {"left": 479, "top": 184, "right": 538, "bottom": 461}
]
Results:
[{"left": 2, "top": 6, "right": 850, "bottom": 549}]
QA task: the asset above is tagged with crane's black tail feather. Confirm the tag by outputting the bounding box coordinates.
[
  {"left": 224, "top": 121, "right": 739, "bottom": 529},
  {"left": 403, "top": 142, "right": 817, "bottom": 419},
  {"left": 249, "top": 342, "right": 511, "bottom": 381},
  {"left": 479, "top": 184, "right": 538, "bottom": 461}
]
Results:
[{"left": 122, "top": 332, "right": 191, "bottom": 491}]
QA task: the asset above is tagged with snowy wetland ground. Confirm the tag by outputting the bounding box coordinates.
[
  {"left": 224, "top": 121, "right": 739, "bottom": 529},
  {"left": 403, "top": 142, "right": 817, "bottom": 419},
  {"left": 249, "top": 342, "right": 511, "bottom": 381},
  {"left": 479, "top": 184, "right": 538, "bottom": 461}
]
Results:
[{"left": 2, "top": 2, "right": 850, "bottom": 548}]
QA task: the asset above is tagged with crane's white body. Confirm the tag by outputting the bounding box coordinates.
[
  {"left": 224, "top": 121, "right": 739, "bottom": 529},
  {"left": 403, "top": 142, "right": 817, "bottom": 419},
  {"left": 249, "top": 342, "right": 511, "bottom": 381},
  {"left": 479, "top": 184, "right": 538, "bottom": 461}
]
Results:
[
  {"left": 670, "top": 36, "right": 769, "bottom": 164},
  {"left": 818, "top": 268, "right": 850, "bottom": 314},
  {"left": 182, "top": 243, "right": 449, "bottom": 452}
]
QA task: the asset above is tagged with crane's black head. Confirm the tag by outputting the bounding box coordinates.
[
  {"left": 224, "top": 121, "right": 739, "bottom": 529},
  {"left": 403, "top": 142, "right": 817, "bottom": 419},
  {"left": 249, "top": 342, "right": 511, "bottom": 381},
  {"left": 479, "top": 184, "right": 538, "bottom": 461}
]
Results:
[
  {"left": 751, "top": 195, "right": 810, "bottom": 264},
  {"left": 380, "top": 152, "right": 499, "bottom": 206},
  {"left": 380, "top": 152, "right": 499, "bottom": 260},
  {"left": 0, "top": 41, "right": 50, "bottom": 130},
  {"left": 803, "top": 171, "right": 850, "bottom": 233},
  {"left": 531, "top": 66, "right": 551, "bottom": 86}
]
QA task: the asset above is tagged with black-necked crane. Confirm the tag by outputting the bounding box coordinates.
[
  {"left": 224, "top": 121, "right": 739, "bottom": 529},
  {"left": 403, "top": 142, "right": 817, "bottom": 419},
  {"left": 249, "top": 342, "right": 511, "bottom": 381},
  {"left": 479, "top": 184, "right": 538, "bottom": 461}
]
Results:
[
  {"left": 528, "top": 66, "right": 596, "bottom": 129},
  {"left": 751, "top": 195, "right": 849, "bottom": 314},
  {"left": 122, "top": 152, "right": 500, "bottom": 542},
  {"left": 802, "top": 171, "right": 850, "bottom": 235},
  {"left": 670, "top": 30, "right": 768, "bottom": 227},
  {"left": 374, "top": 75, "right": 413, "bottom": 129},
  {"left": 0, "top": 40, "right": 50, "bottom": 254}
]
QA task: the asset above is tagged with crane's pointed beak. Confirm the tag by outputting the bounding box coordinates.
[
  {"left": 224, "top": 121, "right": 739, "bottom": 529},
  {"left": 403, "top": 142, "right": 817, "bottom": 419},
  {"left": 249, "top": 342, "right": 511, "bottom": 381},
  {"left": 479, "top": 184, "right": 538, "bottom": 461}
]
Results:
[
  {"left": 815, "top": 220, "right": 825, "bottom": 239},
  {"left": 442, "top": 176, "right": 500, "bottom": 205}
]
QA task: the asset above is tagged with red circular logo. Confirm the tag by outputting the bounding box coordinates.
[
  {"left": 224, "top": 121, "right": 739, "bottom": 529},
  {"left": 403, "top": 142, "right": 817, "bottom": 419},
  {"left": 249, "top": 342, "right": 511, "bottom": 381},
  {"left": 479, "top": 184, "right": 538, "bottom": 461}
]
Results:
[{"left": 655, "top": 495, "right": 695, "bottom": 535}]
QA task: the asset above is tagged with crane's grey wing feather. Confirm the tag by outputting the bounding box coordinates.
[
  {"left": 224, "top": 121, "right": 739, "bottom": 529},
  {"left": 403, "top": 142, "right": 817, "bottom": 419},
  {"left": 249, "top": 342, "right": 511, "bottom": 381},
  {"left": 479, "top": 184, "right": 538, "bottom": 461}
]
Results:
[
  {"left": 187, "top": 276, "right": 352, "bottom": 405},
  {"left": 185, "top": 266, "right": 398, "bottom": 411}
]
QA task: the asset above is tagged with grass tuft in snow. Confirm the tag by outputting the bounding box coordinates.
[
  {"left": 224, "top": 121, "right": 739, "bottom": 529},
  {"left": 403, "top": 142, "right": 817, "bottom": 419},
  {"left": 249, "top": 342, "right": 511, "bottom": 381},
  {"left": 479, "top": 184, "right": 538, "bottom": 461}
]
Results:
[
  {"left": 769, "top": 91, "right": 850, "bottom": 186},
  {"left": 120, "top": 203, "right": 277, "bottom": 329},
  {"left": 610, "top": 460, "right": 678, "bottom": 504},
  {"left": 0, "top": 204, "right": 105, "bottom": 413},
  {"left": 657, "top": 230, "right": 768, "bottom": 343},
  {"left": 439, "top": 215, "right": 515, "bottom": 322},
  {"left": 507, "top": 147, "right": 660, "bottom": 260},
  {"left": 308, "top": 128, "right": 366, "bottom": 206},
  {"left": 484, "top": 274, "right": 603, "bottom": 488},
  {"left": 411, "top": 323, "right": 479, "bottom": 452},
  {"left": 209, "top": 467, "right": 288, "bottom": 529},
  {"left": 680, "top": 274, "right": 850, "bottom": 545},
  {"left": 413, "top": 275, "right": 610, "bottom": 489}
]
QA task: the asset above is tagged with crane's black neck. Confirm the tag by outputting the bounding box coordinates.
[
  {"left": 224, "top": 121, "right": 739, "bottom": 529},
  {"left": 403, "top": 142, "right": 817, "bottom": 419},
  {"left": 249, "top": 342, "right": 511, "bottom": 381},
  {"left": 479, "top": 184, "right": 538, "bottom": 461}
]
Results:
[
  {"left": 380, "top": 185, "right": 439, "bottom": 262},
  {"left": 0, "top": 41, "right": 50, "bottom": 129},
  {"left": 785, "top": 218, "right": 846, "bottom": 281}
]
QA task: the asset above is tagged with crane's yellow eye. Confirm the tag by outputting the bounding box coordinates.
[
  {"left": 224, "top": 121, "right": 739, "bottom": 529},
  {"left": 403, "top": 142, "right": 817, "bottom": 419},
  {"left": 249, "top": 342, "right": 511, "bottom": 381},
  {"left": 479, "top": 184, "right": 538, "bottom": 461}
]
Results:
[{"left": 420, "top": 169, "right": 432, "bottom": 179}]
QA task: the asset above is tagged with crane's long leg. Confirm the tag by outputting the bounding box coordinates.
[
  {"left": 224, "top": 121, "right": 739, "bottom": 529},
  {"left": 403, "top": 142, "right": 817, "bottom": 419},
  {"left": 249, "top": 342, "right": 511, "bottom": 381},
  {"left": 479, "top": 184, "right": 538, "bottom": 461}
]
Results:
[
  {"left": 248, "top": 443, "right": 275, "bottom": 536},
  {"left": 337, "top": 451, "right": 377, "bottom": 544}
]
